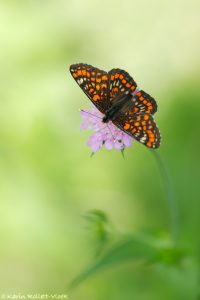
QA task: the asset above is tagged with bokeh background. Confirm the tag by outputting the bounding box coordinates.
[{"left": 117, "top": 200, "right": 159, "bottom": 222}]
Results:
[{"left": 0, "top": 0, "right": 200, "bottom": 299}]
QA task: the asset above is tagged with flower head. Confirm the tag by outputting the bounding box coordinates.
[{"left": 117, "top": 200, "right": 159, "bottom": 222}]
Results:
[{"left": 80, "top": 107, "right": 133, "bottom": 153}]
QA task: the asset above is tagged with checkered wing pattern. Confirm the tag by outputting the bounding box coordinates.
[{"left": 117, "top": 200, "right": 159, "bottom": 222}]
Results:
[
  {"left": 133, "top": 90, "right": 157, "bottom": 114},
  {"left": 70, "top": 63, "right": 111, "bottom": 113},
  {"left": 113, "top": 112, "right": 161, "bottom": 149},
  {"left": 108, "top": 68, "right": 137, "bottom": 101},
  {"left": 120, "top": 90, "right": 158, "bottom": 115}
]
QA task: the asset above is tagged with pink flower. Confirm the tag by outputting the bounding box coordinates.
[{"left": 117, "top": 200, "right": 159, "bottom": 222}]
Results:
[{"left": 80, "top": 107, "right": 133, "bottom": 153}]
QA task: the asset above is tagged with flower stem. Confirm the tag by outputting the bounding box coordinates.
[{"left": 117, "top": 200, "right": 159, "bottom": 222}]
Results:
[{"left": 151, "top": 151, "right": 179, "bottom": 243}]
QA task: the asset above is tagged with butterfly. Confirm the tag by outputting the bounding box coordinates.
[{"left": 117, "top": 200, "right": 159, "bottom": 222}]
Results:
[{"left": 70, "top": 63, "right": 161, "bottom": 149}]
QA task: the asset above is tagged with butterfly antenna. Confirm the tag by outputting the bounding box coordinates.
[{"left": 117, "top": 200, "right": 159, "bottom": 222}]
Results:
[
  {"left": 81, "top": 109, "right": 111, "bottom": 135},
  {"left": 80, "top": 109, "right": 102, "bottom": 120}
]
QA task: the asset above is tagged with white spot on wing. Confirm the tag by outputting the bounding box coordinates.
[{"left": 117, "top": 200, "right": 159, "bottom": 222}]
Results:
[
  {"left": 78, "top": 78, "right": 83, "bottom": 84},
  {"left": 140, "top": 137, "right": 146, "bottom": 143}
]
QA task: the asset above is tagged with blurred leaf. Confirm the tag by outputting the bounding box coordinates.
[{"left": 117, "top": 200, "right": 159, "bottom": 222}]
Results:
[
  {"left": 69, "top": 231, "right": 184, "bottom": 289},
  {"left": 84, "top": 210, "right": 113, "bottom": 257},
  {"left": 85, "top": 209, "right": 109, "bottom": 224}
]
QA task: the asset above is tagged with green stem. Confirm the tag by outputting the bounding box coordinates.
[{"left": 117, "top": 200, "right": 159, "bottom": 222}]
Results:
[{"left": 151, "top": 151, "right": 179, "bottom": 243}]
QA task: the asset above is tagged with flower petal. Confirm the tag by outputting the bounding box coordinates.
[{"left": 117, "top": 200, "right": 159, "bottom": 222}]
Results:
[
  {"left": 105, "top": 139, "right": 114, "bottom": 150},
  {"left": 80, "top": 120, "right": 90, "bottom": 130},
  {"left": 114, "top": 140, "right": 124, "bottom": 150},
  {"left": 80, "top": 106, "right": 133, "bottom": 152},
  {"left": 87, "top": 135, "right": 103, "bottom": 153},
  {"left": 122, "top": 134, "right": 133, "bottom": 147}
]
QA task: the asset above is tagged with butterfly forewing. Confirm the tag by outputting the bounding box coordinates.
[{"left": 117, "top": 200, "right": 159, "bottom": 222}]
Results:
[
  {"left": 108, "top": 69, "right": 137, "bottom": 101},
  {"left": 70, "top": 63, "right": 111, "bottom": 113},
  {"left": 113, "top": 112, "right": 161, "bottom": 149}
]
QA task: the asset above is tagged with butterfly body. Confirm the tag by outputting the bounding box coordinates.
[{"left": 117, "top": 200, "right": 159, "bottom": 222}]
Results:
[
  {"left": 70, "top": 63, "right": 161, "bottom": 149},
  {"left": 102, "top": 93, "right": 132, "bottom": 123}
]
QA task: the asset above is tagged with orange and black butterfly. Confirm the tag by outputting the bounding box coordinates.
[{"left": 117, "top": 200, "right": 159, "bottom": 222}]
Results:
[{"left": 70, "top": 63, "right": 161, "bottom": 149}]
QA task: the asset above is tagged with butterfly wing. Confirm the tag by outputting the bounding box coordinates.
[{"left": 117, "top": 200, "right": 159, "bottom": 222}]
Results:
[
  {"left": 108, "top": 68, "right": 137, "bottom": 102},
  {"left": 131, "top": 90, "right": 157, "bottom": 115},
  {"left": 119, "top": 90, "right": 158, "bottom": 116},
  {"left": 113, "top": 112, "right": 161, "bottom": 149},
  {"left": 70, "top": 63, "right": 111, "bottom": 113},
  {"left": 108, "top": 69, "right": 157, "bottom": 115}
]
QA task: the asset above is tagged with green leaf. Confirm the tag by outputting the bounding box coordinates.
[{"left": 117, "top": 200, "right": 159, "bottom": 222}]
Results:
[
  {"left": 84, "top": 209, "right": 109, "bottom": 224},
  {"left": 69, "top": 232, "right": 184, "bottom": 289}
]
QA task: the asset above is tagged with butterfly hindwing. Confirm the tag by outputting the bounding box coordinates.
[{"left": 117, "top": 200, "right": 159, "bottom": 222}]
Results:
[
  {"left": 133, "top": 90, "right": 157, "bottom": 115},
  {"left": 108, "top": 68, "right": 137, "bottom": 101},
  {"left": 70, "top": 63, "right": 111, "bottom": 113},
  {"left": 120, "top": 90, "right": 158, "bottom": 115},
  {"left": 113, "top": 112, "right": 161, "bottom": 149}
]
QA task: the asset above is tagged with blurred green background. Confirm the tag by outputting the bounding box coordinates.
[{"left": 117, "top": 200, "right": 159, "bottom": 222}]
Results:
[{"left": 0, "top": 0, "right": 200, "bottom": 299}]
